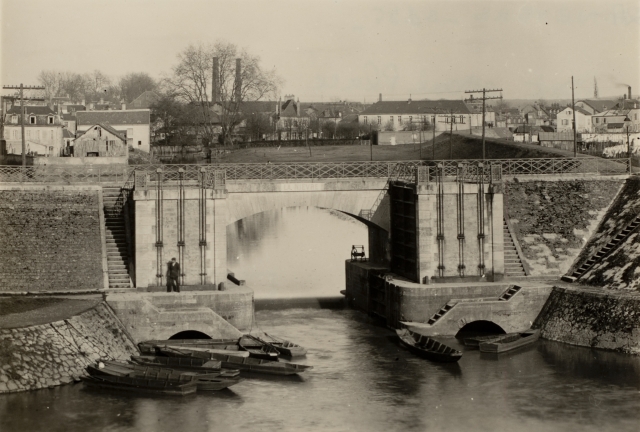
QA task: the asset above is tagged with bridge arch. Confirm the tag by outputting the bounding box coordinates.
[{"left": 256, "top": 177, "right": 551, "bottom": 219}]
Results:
[
  {"left": 455, "top": 320, "right": 506, "bottom": 338},
  {"left": 225, "top": 180, "right": 390, "bottom": 232},
  {"left": 169, "top": 330, "right": 213, "bottom": 340}
]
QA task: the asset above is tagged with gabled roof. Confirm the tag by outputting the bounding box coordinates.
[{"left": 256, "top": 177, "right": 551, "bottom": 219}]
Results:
[
  {"left": 62, "top": 129, "right": 75, "bottom": 139},
  {"left": 237, "top": 101, "right": 278, "bottom": 115},
  {"left": 7, "top": 106, "right": 55, "bottom": 115},
  {"left": 77, "top": 109, "right": 150, "bottom": 126},
  {"left": 560, "top": 106, "right": 591, "bottom": 116},
  {"left": 360, "top": 100, "right": 471, "bottom": 115},
  {"left": 513, "top": 125, "right": 554, "bottom": 133},
  {"left": 576, "top": 99, "right": 619, "bottom": 113},
  {"left": 75, "top": 123, "right": 127, "bottom": 141},
  {"left": 130, "top": 91, "right": 160, "bottom": 109},
  {"left": 62, "top": 113, "right": 77, "bottom": 121}
]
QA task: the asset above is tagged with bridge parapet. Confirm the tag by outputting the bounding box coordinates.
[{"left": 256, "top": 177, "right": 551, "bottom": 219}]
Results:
[{"left": 0, "top": 157, "right": 629, "bottom": 184}]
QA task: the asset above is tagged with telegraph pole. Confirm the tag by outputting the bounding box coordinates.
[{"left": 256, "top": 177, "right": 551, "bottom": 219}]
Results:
[
  {"left": 437, "top": 110, "right": 457, "bottom": 159},
  {"left": 465, "top": 88, "right": 503, "bottom": 160},
  {"left": 2, "top": 84, "right": 46, "bottom": 167},
  {"left": 571, "top": 76, "right": 577, "bottom": 157}
]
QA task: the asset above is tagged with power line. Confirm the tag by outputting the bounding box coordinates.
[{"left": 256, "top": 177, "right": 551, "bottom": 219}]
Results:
[{"left": 464, "top": 88, "right": 502, "bottom": 160}]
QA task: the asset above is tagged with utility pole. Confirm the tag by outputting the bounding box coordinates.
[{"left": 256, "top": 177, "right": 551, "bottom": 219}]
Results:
[
  {"left": 2, "top": 84, "right": 46, "bottom": 167},
  {"left": 369, "top": 124, "right": 373, "bottom": 161},
  {"left": 571, "top": 76, "right": 577, "bottom": 158},
  {"left": 437, "top": 110, "right": 457, "bottom": 159},
  {"left": 431, "top": 108, "right": 439, "bottom": 160},
  {"left": 464, "top": 88, "right": 502, "bottom": 160}
]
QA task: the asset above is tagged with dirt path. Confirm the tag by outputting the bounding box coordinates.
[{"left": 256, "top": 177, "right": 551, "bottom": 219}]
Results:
[{"left": 0, "top": 296, "right": 102, "bottom": 329}]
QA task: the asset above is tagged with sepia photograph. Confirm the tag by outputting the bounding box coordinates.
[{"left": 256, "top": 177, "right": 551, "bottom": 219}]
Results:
[{"left": 0, "top": 0, "right": 639, "bottom": 431}]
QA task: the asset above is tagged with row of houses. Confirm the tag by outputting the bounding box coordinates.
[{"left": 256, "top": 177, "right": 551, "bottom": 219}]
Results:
[
  {"left": 2, "top": 104, "right": 150, "bottom": 157},
  {"left": 556, "top": 98, "right": 640, "bottom": 134}
]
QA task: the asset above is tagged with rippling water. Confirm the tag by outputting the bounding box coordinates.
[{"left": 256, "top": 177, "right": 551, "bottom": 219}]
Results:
[{"left": 1, "top": 208, "right": 639, "bottom": 432}]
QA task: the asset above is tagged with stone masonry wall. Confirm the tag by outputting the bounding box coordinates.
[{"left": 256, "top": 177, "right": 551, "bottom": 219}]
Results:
[
  {"left": 0, "top": 302, "right": 138, "bottom": 394},
  {"left": 574, "top": 177, "right": 640, "bottom": 288},
  {"left": 534, "top": 286, "right": 640, "bottom": 355},
  {"left": 0, "top": 190, "right": 103, "bottom": 292},
  {"left": 504, "top": 179, "right": 623, "bottom": 276}
]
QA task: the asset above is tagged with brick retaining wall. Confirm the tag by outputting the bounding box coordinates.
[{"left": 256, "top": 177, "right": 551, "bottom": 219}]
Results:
[{"left": 0, "top": 190, "right": 103, "bottom": 292}]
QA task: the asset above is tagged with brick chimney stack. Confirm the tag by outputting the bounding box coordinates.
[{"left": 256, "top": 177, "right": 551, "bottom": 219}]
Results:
[
  {"left": 379, "top": 93, "right": 382, "bottom": 102},
  {"left": 212, "top": 57, "right": 219, "bottom": 103},
  {"left": 235, "top": 58, "right": 242, "bottom": 102}
]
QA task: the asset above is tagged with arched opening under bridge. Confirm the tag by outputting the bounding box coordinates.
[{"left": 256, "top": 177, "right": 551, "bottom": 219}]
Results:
[
  {"left": 455, "top": 320, "right": 506, "bottom": 339},
  {"left": 169, "top": 330, "right": 212, "bottom": 340},
  {"left": 227, "top": 206, "right": 380, "bottom": 299}
]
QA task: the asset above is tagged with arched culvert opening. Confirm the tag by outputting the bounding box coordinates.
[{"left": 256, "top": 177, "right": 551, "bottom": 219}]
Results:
[
  {"left": 169, "top": 330, "right": 212, "bottom": 340},
  {"left": 455, "top": 320, "right": 506, "bottom": 339}
]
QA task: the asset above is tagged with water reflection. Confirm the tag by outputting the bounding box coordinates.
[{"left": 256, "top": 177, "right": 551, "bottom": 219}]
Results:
[
  {"left": 1, "top": 309, "right": 640, "bottom": 432},
  {"left": 227, "top": 207, "right": 368, "bottom": 299}
]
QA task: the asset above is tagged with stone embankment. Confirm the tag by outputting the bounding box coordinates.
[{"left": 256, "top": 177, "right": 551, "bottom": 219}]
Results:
[
  {"left": 534, "top": 286, "right": 640, "bottom": 355},
  {"left": 0, "top": 188, "right": 104, "bottom": 292},
  {"left": 504, "top": 179, "right": 623, "bottom": 276},
  {"left": 573, "top": 177, "right": 640, "bottom": 290},
  {"left": 0, "top": 303, "right": 138, "bottom": 394}
]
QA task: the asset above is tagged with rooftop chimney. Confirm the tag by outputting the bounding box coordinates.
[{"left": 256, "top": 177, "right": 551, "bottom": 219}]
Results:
[
  {"left": 296, "top": 98, "right": 300, "bottom": 117},
  {"left": 379, "top": 93, "right": 382, "bottom": 102},
  {"left": 235, "top": 58, "right": 242, "bottom": 102},
  {"left": 212, "top": 57, "right": 219, "bottom": 103}
]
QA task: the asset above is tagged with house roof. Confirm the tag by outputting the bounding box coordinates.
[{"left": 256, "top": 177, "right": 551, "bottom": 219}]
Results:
[
  {"left": 130, "top": 91, "right": 160, "bottom": 109},
  {"left": 75, "top": 123, "right": 127, "bottom": 141},
  {"left": 577, "top": 99, "right": 619, "bottom": 113},
  {"left": 607, "top": 123, "right": 625, "bottom": 129},
  {"left": 7, "top": 106, "right": 55, "bottom": 115},
  {"left": 66, "top": 105, "right": 86, "bottom": 112},
  {"left": 360, "top": 100, "right": 472, "bottom": 115},
  {"left": 62, "top": 113, "right": 77, "bottom": 121},
  {"left": 77, "top": 109, "right": 150, "bottom": 126},
  {"left": 513, "top": 125, "right": 553, "bottom": 133},
  {"left": 62, "top": 129, "right": 75, "bottom": 139},
  {"left": 237, "top": 101, "right": 278, "bottom": 115}
]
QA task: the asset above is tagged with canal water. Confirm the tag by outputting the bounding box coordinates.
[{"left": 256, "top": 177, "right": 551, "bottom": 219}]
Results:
[{"left": 1, "top": 207, "right": 639, "bottom": 432}]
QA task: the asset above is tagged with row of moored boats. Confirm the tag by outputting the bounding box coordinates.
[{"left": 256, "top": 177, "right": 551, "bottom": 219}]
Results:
[{"left": 82, "top": 334, "right": 311, "bottom": 396}]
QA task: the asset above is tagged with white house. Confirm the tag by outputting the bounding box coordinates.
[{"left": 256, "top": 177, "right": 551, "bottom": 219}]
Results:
[
  {"left": 556, "top": 106, "right": 592, "bottom": 133},
  {"left": 76, "top": 109, "right": 150, "bottom": 152},
  {"left": 359, "top": 99, "right": 473, "bottom": 132},
  {"left": 3, "top": 106, "right": 65, "bottom": 156}
]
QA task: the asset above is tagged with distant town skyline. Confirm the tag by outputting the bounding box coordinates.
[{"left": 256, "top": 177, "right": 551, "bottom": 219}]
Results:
[{"left": 1, "top": 0, "right": 638, "bottom": 102}]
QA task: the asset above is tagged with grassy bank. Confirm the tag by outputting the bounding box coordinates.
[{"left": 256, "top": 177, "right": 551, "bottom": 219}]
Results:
[{"left": 217, "top": 134, "right": 565, "bottom": 163}]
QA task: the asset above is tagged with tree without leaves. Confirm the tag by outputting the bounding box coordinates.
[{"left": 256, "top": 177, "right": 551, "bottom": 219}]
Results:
[{"left": 163, "top": 41, "right": 281, "bottom": 147}]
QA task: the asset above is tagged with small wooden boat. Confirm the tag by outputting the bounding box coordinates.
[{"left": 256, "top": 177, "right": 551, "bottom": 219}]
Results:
[
  {"left": 138, "top": 339, "right": 241, "bottom": 354},
  {"left": 396, "top": 329, "right": 463, "bottom": 363},
  {"left": 463, "top": 333, "right": 513, "bottom": 348},
  {"left": 250, "top": 333, "right": 308, "bottom": 357},
  {"left": 238, "top": 335, "right": 281, "bottom": 360},
  {"left": 159, "top": 347, "right": 313, "bottom": 376},
  {"left": 80, "top": 374, "right": 198, "bottom": 396},
  {"left": 129, "top": 355, "right": 233, "bottom": 375},
  {"left": 479, "top": 329, "right": 540, "bottom": 353},
  {"left": 102, "top": 360, "right": 241, "bottom": 380},
  {"left": 90, "top": 361, "right": 242, "bottom": 391}
]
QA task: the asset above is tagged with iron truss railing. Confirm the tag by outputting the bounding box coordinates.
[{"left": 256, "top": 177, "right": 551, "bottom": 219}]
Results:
[{"left": 0, "top": 157, "right": 630, "bottom": 185}]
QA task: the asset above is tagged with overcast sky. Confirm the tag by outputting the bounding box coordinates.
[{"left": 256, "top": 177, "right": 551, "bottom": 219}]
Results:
[{"left": 1, "top": 0, "right": 638, "bottom": 101}]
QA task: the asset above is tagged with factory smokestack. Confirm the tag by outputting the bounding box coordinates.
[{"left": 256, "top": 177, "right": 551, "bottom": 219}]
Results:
[
  {"left": 379, "top": 93, "right": 382, "bottom": 102},
  {"left": 235, "top": 58, "right": 242, "bottom": 102},
  {"left": 629, "top": 86, "right": 632, "bottom": 100},
  {"left": 212, "top": 57, "right": 219, "bottom": 103}
]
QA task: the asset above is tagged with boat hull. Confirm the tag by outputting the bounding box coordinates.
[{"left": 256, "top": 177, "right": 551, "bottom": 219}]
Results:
[
  {"left": 479, "top": 329, "right": 541, "bottom": 353},
  {"left": 81, "top": 375, "right": 197, "bottom": 396},
  {"left": 396, "top": 329, "right": 462, "bottom": 363}
]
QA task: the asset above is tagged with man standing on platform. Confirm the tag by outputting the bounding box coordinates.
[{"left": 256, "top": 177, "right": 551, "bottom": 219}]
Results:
[{"left": 166, "top": 257, "right": 180, "bottom": 293}]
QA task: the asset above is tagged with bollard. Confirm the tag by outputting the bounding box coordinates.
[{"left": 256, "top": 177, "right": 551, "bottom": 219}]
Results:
[{"left": 218, "top": 282, "right": 226, "bottom": 291}]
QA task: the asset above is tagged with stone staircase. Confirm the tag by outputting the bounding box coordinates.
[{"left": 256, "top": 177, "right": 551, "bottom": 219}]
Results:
[
  {"left": 427, "top": 302, "right": 456, "bottom": 325},
  {"left": 503, "top": 219, "right": 526, "bottom": 277},
  {"left": 102, "top": 186, "right": 131, "bottom": 289},
  {"left": 562, "top": 214, "right": 640, "bottom": 283},
  {"left": 499, "top": 285, "right": 521, "bottom": 301}
]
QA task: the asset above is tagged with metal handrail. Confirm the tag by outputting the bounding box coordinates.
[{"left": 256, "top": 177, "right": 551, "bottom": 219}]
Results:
[{"left": 0, "top": 157, "right": 629, "bottom": 185}]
